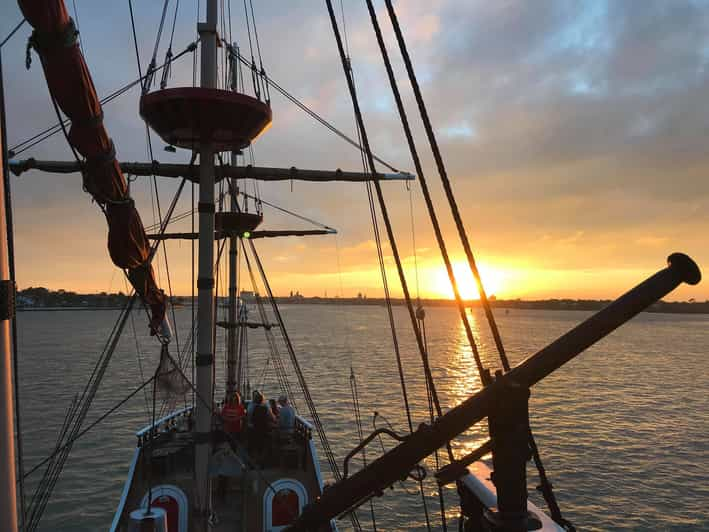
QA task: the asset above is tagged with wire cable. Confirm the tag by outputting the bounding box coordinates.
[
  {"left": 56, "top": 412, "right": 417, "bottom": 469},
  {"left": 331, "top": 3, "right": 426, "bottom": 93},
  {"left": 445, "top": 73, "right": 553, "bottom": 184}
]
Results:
[
  {"left": 10, "top": 42, "right": 196, "bottom": 157},
  {"left": 23, "top": 376, "right": 155, "bottom": 480},
  {"left": 380, "top": 2, "right": 571, "bottom": 527},
  {"left": 247, "top": 239, "right": 362, "bottom": 530},
  {"left": 325, "top": 0, "right": 448, "bottom": 439},
  {"left": 363, "top": 0, "right": 487, "bottom": 384},
  {"left": 382, "top": 0, "right": 509, "bottom": 371},
  {"left": 0, "top": 18, "right": 26, "bottom": 49}
]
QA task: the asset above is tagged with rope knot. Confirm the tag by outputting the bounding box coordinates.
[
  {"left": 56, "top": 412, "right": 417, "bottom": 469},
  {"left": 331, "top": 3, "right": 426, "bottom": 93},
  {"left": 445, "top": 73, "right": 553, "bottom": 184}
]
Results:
[{"left": 26, "top": 17, "right": 79, "bottom": 70}]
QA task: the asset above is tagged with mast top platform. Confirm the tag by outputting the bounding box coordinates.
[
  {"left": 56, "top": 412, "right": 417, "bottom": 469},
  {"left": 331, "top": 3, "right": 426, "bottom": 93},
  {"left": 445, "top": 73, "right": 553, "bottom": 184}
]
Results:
[
  {"left": 140, "top": 88, "right": 272, "bottom": 151},
  {"left": 215, "top": 211, "right": 263, "bottom": 235}
]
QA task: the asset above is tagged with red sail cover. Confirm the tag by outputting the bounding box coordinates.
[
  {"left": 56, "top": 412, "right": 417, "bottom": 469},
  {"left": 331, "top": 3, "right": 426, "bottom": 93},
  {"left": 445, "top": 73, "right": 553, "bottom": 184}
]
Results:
[{"left": 19, "top": 0, "right": 166, "bottom": 333}]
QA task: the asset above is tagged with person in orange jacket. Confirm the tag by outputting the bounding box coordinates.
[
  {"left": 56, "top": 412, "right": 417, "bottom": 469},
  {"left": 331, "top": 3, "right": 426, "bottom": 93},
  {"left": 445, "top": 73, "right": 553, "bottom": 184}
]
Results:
[{"left": 221, "top": 391, "right": 246, "bottom": 438}]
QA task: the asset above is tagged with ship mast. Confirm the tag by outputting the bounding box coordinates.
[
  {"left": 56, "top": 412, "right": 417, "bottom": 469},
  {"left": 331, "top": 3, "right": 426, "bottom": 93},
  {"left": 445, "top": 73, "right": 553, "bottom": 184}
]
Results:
[
  {"left": 226, "top": 151, "right": 238, "bottom": 398},
  {"left": 0, "top": 52, "right": 19, "bottom": 532},
  {"left": 194, "top": 0, "right": 218, "bottom": 521}
]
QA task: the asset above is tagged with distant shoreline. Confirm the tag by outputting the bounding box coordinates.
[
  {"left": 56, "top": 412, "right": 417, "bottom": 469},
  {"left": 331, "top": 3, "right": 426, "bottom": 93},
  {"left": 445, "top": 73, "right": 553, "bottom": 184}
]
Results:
[
  {"left": 270, "top": 297, "right": 709, "bottom": 315},
  {"left": 15, "top": 298, "right": 709, "bottom": 315},
  {"left": 17, "top": 306, "right": 125, "bottom": 312}
]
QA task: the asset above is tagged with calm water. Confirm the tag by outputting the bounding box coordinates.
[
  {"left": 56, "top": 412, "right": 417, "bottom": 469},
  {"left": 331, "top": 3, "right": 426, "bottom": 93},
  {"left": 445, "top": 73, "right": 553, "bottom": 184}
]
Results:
[{"left": 15, "top": 305, "right": 709, "bottom": 531}]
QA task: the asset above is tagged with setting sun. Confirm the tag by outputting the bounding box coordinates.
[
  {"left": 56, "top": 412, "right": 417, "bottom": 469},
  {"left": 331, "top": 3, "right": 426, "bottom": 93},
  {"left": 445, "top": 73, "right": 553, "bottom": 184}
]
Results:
[{"left": 428, "top": 262, "right": 506, "bottom": 300}]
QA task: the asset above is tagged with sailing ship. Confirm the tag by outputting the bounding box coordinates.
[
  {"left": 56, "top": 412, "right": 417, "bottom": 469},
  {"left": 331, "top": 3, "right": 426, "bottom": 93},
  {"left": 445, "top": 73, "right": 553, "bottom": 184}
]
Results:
[{"left": 0, "top": 1, "right": 703, "bottom": 532}]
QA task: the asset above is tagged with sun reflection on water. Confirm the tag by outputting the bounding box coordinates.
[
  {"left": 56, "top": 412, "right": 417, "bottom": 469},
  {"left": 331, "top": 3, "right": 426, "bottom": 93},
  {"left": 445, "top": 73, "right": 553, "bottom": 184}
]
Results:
[{"left": 444, "top": 309, "right": 491, "bottom": 459}]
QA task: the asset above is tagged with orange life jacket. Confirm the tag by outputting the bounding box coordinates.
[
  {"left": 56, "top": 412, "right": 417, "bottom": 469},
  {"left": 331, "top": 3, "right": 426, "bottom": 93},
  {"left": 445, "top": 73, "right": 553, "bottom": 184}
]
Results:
[{"left": 222, "top": 402, "right": 245, "bottom": 433}]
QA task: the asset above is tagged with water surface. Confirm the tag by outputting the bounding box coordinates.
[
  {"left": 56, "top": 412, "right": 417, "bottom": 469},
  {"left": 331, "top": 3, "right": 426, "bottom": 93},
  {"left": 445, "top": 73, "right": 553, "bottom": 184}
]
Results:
[{"left": 15, "top": 305, "right": 709, "bottom": 531}]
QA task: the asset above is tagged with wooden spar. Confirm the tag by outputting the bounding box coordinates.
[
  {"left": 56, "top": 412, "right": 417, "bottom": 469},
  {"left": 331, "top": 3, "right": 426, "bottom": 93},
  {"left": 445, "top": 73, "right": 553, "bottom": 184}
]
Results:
[
  {"left": 287, "top": 253, "right": 702, "bottom": 531},
  {"left": 147, "top": 229, "right": 337, "bottom": 240},
  {"left": 8, "top": 159, "right": 415, "bottom": 183}
]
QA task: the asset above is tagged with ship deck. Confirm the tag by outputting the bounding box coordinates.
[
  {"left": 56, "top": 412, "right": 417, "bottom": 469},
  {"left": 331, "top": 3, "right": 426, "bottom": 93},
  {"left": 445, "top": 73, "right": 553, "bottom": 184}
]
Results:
[{"left": 110, "top": 404, "right": 332, "bottom": 532}]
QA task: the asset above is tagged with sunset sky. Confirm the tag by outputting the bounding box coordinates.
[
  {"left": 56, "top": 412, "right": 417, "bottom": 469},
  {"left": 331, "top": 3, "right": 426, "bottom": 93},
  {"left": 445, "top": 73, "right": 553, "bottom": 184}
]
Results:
[{"left": 1, "top": 1, "right": 707, "bottom": 301}]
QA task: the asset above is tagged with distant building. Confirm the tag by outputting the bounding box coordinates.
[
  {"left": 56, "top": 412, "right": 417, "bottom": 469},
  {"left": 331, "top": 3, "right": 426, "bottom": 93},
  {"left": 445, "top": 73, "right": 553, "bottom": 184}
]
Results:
[
  {"left": 240, "top": 290, "right": 255, "bottom": 303},
  {"left": 16, "top": 295, "right": 34, "bottom": 307}
]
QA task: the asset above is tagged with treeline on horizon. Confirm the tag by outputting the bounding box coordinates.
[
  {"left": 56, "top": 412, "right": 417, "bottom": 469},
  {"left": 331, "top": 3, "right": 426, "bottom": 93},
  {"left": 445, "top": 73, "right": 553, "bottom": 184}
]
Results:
[
  {"left": 15, "top": 286, "right": 709, "bottom": 314},
  {"left": 274, "top": 294, "right": 708, "bottom": 314},
  {"left": 17, "top": 286, "right": 129, "bottom": 308}
]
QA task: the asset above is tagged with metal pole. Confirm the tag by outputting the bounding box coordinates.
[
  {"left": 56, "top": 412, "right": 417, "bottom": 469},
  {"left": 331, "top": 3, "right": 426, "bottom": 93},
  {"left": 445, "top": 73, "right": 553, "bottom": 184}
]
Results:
[
  {"left": 194, "top": 0, "right": 218, "bottom": 522},
  {"left": 226, "top": 151, "right": 238, "bottom": 397},
  {"left": 0, "top": 52, "right": 19, "bottom": 532}
]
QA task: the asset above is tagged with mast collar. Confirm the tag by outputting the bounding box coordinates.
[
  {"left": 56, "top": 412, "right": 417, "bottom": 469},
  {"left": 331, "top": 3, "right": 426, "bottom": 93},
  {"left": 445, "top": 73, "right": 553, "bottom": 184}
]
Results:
[{"left": 0, "top": 280, "right": 15, "bottom": 321}]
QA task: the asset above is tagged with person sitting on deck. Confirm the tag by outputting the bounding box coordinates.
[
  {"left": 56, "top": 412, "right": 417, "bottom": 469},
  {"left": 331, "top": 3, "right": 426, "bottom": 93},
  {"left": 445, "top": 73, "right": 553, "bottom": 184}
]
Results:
[
  {"left": 269, "top": 398, "right": 280, "bottom": 419},
  {"left": 221, "top": 391, "right": 245, "bottom": 438},
  {"left": 277, "top": 394, "right": 295, "bottom": 439}
]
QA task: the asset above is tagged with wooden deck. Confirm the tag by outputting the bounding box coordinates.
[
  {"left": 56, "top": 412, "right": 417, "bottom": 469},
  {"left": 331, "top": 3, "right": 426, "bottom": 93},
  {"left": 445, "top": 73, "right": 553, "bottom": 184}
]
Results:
[{"left": 110, "top": 406, "right": 331, "bottom": 532}]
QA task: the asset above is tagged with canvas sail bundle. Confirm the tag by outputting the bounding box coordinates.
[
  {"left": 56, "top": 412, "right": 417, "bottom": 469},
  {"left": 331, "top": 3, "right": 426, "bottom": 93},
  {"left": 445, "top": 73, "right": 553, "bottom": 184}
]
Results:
[{"left": 18, "top": 0, "right": 166, "bottom": 333}]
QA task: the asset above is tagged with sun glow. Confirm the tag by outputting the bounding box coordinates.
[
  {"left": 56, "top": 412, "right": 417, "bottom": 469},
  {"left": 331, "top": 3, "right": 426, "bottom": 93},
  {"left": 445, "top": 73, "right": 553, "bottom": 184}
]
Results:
[{"left": 428, "top": 261, "right": 506, "bottom": 300}]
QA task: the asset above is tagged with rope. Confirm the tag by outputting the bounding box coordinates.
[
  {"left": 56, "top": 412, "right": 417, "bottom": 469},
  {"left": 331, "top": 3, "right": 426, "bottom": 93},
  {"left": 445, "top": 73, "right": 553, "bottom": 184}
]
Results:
[
  {"left": 327, "top": 4, "right": 447, "bottom": 528},
  {"left": 408, "top": 185, "right": 421, "bottom": 301},
  {"left": 10, "top": 41, "right": 196, "bottom": 157},
  {"left": 71, "top": 0, "right": 86, "bottom": 60},
  {"left": 49, "top": 93, "right": 81, "bottom": 164},
  {"left": 24, "top": 178, "right": 185, "bottom": 530},
  {"left": 141, "top": 0, "right": 171, "bottom": 93},
  {"left": 247, "top": 239, "right": 362, "bottom": 530},
  {"left": 0, "top": 18, "right": 26, "bottom": 49},
  {"left": 129, "top": 1, "right": 183, "bottom": 355},
  {"left": 240, "top": 0, "right": 262, "bottom": 99},
  {"left": 241, "top": 243, "right": 296, "bottom": 406},
  {"left": 160, "top": 0, "right": 181, "bottom": 89},
  {"left": 230, "top": 48, "right": 399, "bottom": 173},
  {"left": 151, "top": 352, "right": 305, "bottom": 524},
  {"left": 332, "top": 3, "right": 416, "bottom": 451},
  {"left": 127, "top": 0, "right": 144, "bottom": 85},
  {"left": 334, "top": 235, "right": 345, "bottom": 298},
  {"left": 247, "top": 0, "right": 264, "bottom": 73},
  {"left": 246, "top": 0, "right": 269, "bottom": 102},
  {"left": 420, "top": 311, "right": 448, "bottom": 531},
  {"left": 362, "top": 0, "right": 487, "bottom": 384},
  {"left": 227, "top": 0, "right": 233, "bottom": 46},
  {"left": 350, "top": 368, "right": 377, "bottom": 531},
  {"left": 21, "top": 376, "right": 154, "bottom": 481},
  {"left": 238, "top": 190, "right": 334, "bottom": 231},
  {"left": 383, "top": 0, "right": 509, "bottom": 371},
  {"left": 26, "top": 295, "right": 138, "bottom": 531},
  {"left": 126, "top": 277, "right": 152, "bottom": 416},
  {"left": 325, "top": 0, "right": 448, "bottom": 439},
  {"left": 380, "top": 2, "right": 572, "bottom": 527}
]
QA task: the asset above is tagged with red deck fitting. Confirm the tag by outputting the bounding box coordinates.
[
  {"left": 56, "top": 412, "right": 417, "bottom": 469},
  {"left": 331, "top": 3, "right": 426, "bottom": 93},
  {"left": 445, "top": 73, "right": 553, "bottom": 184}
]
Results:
[{"left": 140, "top": 88, "right": 272, "bottom": 151}]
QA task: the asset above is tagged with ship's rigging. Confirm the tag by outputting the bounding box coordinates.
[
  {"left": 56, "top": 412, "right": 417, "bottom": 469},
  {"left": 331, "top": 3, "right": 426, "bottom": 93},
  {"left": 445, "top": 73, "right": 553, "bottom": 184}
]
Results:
[{"left": 0, "top": 2, "right": 704, "bottom": 532}]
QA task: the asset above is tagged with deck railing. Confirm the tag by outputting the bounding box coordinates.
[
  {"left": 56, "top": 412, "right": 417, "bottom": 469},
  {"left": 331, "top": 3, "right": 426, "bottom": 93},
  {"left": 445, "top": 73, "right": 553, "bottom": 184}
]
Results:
[
  {"left": 134, "top": 404, "right": 314, "bottom": 447},
  {"left": 294, "top": 415, "right": 313, "bottom": 442},
  {"left": 135, "top": 406, "right": 192, "bottom": 447}
]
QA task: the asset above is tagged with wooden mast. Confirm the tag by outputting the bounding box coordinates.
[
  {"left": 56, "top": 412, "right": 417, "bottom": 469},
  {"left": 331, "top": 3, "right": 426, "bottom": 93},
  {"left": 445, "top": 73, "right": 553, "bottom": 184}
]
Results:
[
  {"left": 194, "top": 0, "right": 218, "bottom": 523},
  {"left": 226, "top": 150, "right": 238, "bottom": 397},
  {"left": 0, "top": 51, "right": 19, "bottom": 532}
]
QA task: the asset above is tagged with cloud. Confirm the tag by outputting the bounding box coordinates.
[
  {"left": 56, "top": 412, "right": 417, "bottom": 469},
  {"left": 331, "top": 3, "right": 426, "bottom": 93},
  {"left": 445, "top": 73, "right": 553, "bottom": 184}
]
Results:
[{"left": 2, "top": 1, "right": 707, "bottom": 299}]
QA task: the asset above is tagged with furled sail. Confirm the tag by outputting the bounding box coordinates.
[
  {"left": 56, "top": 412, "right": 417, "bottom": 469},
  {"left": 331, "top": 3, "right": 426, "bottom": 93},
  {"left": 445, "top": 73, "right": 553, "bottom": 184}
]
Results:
[{"left": 18, "top": 0, "right": 167, "bottom": 334}]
